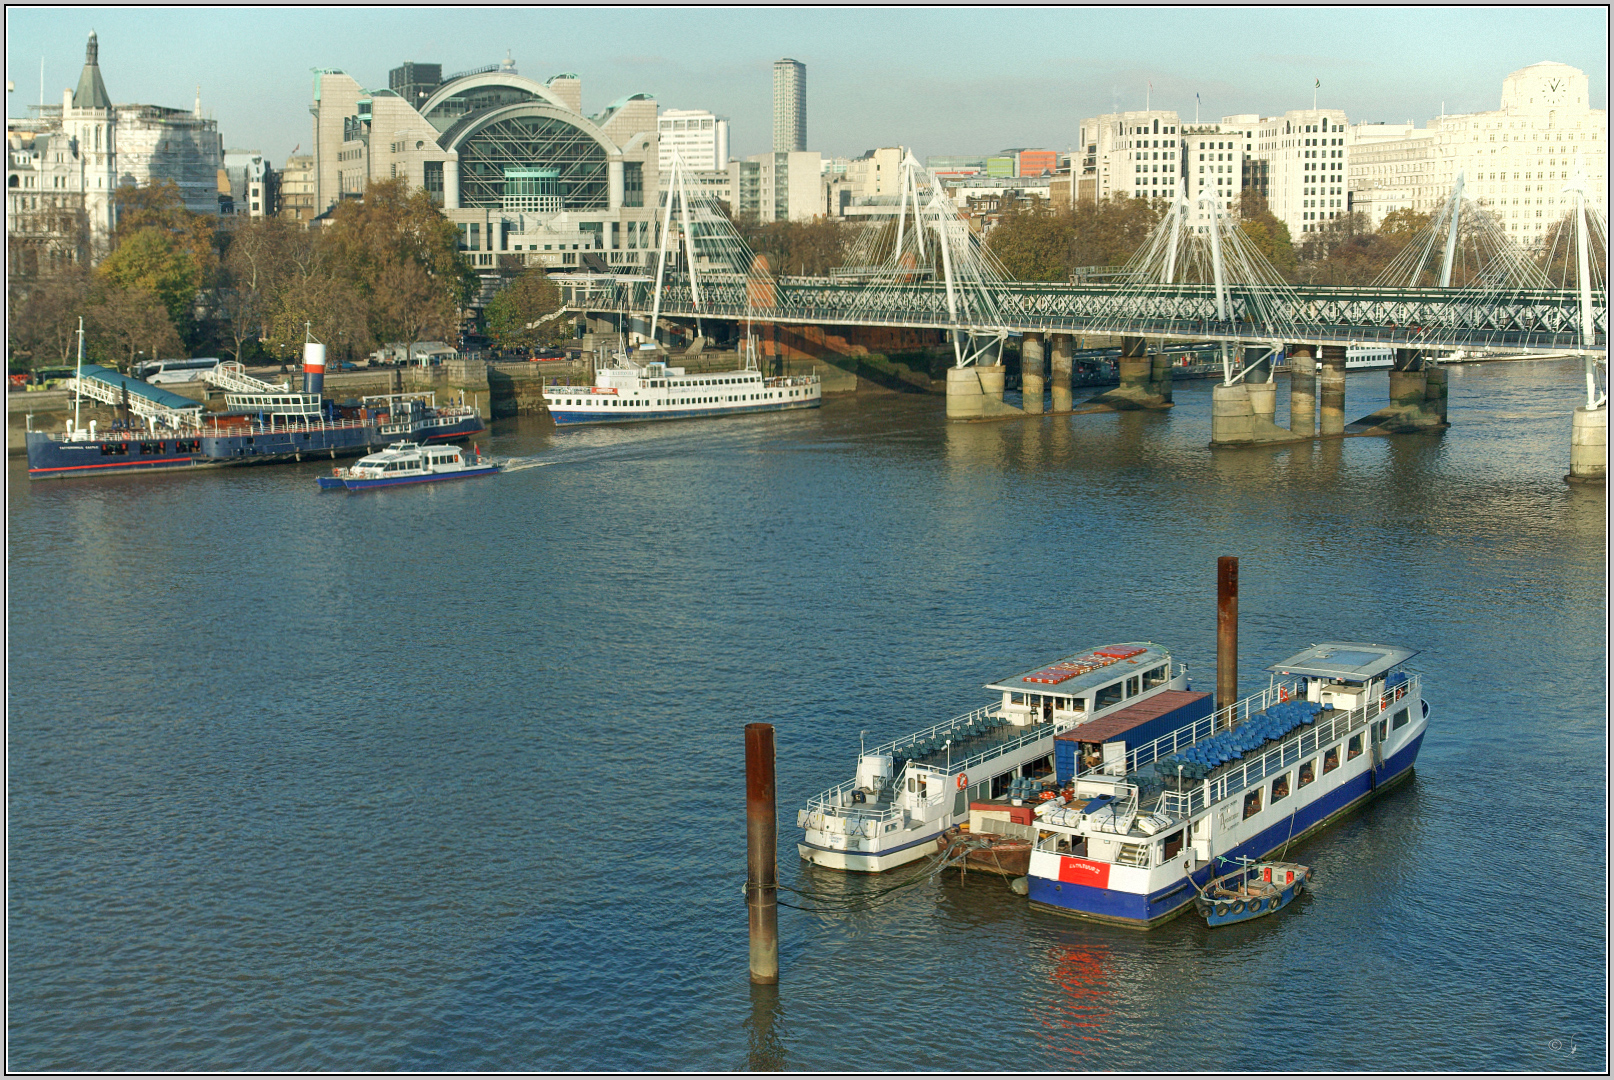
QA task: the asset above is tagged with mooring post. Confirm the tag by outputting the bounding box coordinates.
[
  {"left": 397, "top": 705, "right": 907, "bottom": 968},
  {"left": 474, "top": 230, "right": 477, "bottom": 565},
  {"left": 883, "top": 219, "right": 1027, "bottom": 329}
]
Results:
[
  {"left": 1217, "top": 556, "right": 1238, "bottom": 727},
  {"left": 745, "top": 722, "right": 779, "bottom": 984}
]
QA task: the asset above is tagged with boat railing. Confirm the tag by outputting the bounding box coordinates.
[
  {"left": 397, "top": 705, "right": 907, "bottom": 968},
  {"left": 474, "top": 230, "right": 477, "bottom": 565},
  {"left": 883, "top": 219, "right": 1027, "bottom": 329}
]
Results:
[
  {"left": 1155, "top": 675, "right": 1421, "bottom": 819},
  {"left": 801, "top": 710, "right": 1057, "bottom": 830},
  {"left": 1125, "top": 678, "right": 1306, "bottom": 776}
]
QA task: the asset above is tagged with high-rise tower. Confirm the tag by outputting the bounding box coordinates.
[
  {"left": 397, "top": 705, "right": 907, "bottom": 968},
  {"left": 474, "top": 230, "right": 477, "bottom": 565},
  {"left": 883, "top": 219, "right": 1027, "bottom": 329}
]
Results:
[{"left": 772, "top": 58, "right": 805, "bottom": 152}]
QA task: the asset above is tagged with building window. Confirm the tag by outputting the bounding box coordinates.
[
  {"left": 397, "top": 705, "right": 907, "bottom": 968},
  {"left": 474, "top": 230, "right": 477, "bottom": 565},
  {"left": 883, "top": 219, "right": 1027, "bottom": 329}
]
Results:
[
  {"left": 424, "top": 160, "right": 444, "bottom": 203},
  {"left": 622, "top": 161, "right": 643, "bottom": 207}
]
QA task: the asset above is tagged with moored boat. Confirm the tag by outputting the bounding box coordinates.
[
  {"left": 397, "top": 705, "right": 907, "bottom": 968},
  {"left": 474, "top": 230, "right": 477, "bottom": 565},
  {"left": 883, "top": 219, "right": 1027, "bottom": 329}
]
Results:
[
  {"left": 1023, "top": 641, "right": 1427, "bottom": 929},
  {"left": 1194, "top": 859, "right": 1311, "bottom": 926},
  {"left": 316, "top": 441, "right": 498, "bottom": 490},
  {"left": 797, "top": 643, "right": 1203, "bottom": 873}
]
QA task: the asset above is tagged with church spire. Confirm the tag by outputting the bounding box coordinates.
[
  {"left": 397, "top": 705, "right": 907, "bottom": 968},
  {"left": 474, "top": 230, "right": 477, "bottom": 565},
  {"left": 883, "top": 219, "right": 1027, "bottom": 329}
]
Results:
[{"left": 72, "top": 30, "right": 111, "bottom": 110}]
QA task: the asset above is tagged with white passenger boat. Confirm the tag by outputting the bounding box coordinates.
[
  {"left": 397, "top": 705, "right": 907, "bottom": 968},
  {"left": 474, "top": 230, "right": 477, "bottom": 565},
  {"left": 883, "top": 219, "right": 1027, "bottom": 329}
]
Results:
[
  {"left": 1024, "top": 642, "right": 1427, "bottom": 929},
  {"left": 797, "top": 643, "right": 1200, "bottom": 873},
  {"left": 1345, "top": 346, "right": 1394, "bottom": 369},
  {"left": 316, "top": 441, "right": 498, "bottom": 490},
  {"left": 542, "top": 345, "right": 820, "bottom": 426}
]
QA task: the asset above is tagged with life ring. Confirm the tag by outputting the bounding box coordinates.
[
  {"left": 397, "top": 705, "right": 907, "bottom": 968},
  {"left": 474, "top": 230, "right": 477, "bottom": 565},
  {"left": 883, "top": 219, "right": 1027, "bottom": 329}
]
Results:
[
  {"left": 1380, "top": 695, "right": 1390, "bottom": 711},
  {"left": 1278, "top": 686, "right": 1289, "bottom": 702},
  {"left": 956, "top": 773, "right": 968, "bottom": 790}
]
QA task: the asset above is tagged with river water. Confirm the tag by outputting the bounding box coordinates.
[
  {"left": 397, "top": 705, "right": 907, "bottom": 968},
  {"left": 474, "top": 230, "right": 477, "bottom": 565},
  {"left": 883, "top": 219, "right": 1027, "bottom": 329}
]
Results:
[{"left": 7, "top": 358, "right": 1606, "bottom": 1071}]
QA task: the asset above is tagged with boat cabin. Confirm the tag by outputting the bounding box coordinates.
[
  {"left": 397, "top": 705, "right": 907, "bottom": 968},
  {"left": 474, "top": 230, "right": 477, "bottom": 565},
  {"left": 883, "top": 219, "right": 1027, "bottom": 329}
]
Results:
[
  {"left": 983, "top": 643, "right": 1176, "bottom": 728},
  {"left": 1266, "top": 642, "right": 1419, "bottom": 713}
]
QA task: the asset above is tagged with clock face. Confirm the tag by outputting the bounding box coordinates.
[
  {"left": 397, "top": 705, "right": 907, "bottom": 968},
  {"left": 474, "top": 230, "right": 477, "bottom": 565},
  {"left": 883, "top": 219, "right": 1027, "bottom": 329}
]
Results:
[{"left": 1542, "top": 76, "right": 1569, "bottom": 105}]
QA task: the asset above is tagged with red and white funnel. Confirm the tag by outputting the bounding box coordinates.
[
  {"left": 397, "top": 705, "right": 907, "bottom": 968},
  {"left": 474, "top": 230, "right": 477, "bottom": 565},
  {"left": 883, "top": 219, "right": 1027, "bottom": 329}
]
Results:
[{"left": 303, "top": 340, "right": 326, "bottom": 396}]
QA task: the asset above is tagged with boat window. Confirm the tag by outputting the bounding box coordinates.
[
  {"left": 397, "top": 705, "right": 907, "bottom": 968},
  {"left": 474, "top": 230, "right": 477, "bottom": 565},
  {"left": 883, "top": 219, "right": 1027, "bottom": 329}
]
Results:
[
  {"left": 1142, "top": 664, "right": 1169, "bottom": 689},
  {"left": 1270, "top": 772, "right": 1290, "bottom": 803},
  {"left": 1374, "top": 720, "right": 1387, "bottom": 743},
  {"left": 1243, "top": 788, "right": 1263, "bottom": 819},
  {"left": 1161, "top": 830, "right": 1184, "bottom": 860},
  {"left": 990, "top": 773, "right": 1014, "bottom": 799},
  {"left": 1347, "top": 733, "right": 1363, "bottom": 760},
  {"left": 1298, "top": 759, "right": 1315, "bottom": 787},
  {"left": 1094, "top": 682, "right": 1124, "bottom": 710},
  {"left": 1126, "top": 676, "right": 1140, "bottom": 697},
  {"left": 1323, "top": 745, "right": 1340, "bottom": 773},
  {"left": 1392, "top": 708, "right": 1409, "bottom": 730}
]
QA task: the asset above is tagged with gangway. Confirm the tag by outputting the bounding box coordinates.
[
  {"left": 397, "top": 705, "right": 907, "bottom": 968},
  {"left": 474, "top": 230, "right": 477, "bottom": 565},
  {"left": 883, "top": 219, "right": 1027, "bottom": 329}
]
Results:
[
  {"left": 201, "top": 360, "right": 294, "bottom": 395},
  {"left": 63, "top": 364, "right": 204, "bottom": 431}
]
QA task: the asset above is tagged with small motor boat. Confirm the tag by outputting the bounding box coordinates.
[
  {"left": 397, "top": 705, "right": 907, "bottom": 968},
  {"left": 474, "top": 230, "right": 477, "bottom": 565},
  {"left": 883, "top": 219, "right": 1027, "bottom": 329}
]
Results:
[{"left": 1195, "top": 859, "right": 1310, "bottom": 926}]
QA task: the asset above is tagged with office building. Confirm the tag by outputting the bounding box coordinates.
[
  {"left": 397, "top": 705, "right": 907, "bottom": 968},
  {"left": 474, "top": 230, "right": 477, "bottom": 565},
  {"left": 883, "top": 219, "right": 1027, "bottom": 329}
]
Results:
[
  {"left": 773, "top": 58, "right": 806, "bottom": 153},
  {"left": 1346, "top": 62, "right": 1605, "bottom": 243},
  {"left": 279, "top": 154, "right": 316, "bottom": 222},
  {"left": 1075, "top": 110, "right": 1184, "bottom": 202},
  {"left": 1237, "top": 109, "right": 1349, "bottom": 237},
  {"left": 658, "top": 109, "right": 729, "bottom": 172}
]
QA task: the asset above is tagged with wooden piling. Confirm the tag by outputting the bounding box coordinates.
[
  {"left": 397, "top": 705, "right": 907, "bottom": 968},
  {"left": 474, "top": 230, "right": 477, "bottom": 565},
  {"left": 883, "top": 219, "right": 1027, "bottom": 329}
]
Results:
[
  {"left": 1217, "top": 557, "right": 1238, "bottom": 723},
  {"left": 745, "top": 722, "right": 779, "bottom": 984}
]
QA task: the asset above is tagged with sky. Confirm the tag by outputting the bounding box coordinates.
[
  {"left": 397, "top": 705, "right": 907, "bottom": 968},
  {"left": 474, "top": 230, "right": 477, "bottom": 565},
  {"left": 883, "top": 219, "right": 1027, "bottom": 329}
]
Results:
[{"left": 5, "top": 6, "right": 1607, "bottom": 166}]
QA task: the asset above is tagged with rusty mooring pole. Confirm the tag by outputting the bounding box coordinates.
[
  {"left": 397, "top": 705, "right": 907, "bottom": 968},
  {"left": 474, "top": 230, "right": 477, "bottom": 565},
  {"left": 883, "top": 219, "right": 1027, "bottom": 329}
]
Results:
[
  {"left": 745, "top": 722, "right": 779, "bottom": 984},
  {"left": 1217, "top": 556, "right": 1239, "bottom": 725}
]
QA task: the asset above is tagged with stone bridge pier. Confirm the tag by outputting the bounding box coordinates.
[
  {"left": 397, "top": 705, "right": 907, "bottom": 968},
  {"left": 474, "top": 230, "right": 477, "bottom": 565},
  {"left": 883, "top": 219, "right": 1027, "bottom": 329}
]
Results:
[
  {"left": 1021, "top": 333, "right": 1045, "bottom": 414},
  {"left": 1050, "top": 334, "right": 1074, "bottom": 413},
  {"left": 1350, "top": 349, "right": 1448, "bottom": 433},
  {"left": 1568, "top": 404, "right": 1607, "bottom": 484}
]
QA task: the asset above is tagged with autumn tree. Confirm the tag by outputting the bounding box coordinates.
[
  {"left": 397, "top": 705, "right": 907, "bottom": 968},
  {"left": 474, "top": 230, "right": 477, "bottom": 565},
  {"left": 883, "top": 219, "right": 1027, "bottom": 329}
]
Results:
[
  {"left": 987, "top": 205, "right": 1074, "bottom": 281},
  {"left": 7, "top": 265, "right": 93, "bottom": 371},
  {"left": 485, "top": 266, "right": 566, "bottom": 350},
  {"left": 323, "top": 178, "right": 477, "bottom": 358},
  {"left": 1234, "top": 192, "right": 1298, "bottom": 282},
  {"left": 85, "top": 285, "right": 184, "bottom": 370},
  {"left": 97, "top": 226, "right": 201, "bottom": 332}
]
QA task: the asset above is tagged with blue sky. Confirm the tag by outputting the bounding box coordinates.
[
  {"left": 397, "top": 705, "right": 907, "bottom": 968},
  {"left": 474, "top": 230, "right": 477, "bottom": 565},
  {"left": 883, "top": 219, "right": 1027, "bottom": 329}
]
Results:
[{"left": 6, "top": 6, "right": 1606, "bottom": 165}]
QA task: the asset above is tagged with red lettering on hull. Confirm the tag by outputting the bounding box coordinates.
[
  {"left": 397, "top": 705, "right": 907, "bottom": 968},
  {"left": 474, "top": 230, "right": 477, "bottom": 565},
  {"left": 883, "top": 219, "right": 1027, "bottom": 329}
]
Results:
[{"left": 1057, "top": 856, "right": 1111, "bottom": 889}]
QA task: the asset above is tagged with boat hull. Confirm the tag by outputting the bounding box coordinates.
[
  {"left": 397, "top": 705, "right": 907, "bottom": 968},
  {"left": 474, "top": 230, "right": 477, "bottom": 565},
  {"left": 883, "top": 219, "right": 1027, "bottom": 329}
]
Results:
[
  {"left": 797, "top": 827, "right": 947, "bottom": 873},
  {"left": 1028, "top": 718, "right": 1426, "bottom": 929},
  {"left": 26, "top": 416, "right": 483, "bottom": 478},
  {"left": 550, "top": 397, "right": 820, "bottom": 426},
  {"left": 321, "top": 465, "right": 500, "bottom": 491}
]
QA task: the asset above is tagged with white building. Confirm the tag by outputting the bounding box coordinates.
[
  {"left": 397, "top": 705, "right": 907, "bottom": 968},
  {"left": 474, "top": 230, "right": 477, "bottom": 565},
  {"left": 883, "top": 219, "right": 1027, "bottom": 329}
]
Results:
[
  {"left": 1347, "top": 62, "right": 1606, "bottom": 244},
  {"left": 1240, "top": 109, "right": 1349, "bottom": 237},
  {"left": 1075, "top": 110, "right": 1184, "bottom": 202},
  {"left": 1181, "top": 120, "right": 1250, "bottom": 230},
  {"left": 657, "top": 108, "right": 729, "bottom": 172},
  {"left": 747, "top": 149, "right": 822, "bottom": 223}
]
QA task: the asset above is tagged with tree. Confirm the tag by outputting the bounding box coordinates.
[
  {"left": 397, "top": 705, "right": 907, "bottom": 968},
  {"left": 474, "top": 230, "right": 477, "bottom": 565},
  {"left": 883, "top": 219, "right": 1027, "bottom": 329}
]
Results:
[
  {"left": 485, "top": 266, "right": 566, "bottom": 350},
  {"left": 370, "top": 255, "right": 457, "bottom": 363},
  {"left": 324, "top": 178, "right": 478, "bottom": 305},
  {"left": 1234, "top": 193, "right": 1298, "bottom": 282},
  {"left": 113, "top": 179, "right": 220, "bottom": 288},
  {"left": 216, "top": 216, "right": 301, "bottom": 363},
  {"left": 96, "top": 226, "right": 201, "bottom": 336},
  {"left": 7, "top": 265, "right": 93, "bottom": 371},
  {"left": 85, "top": 285, "right": 183, "bottom": 371},
  {"left": 987, "top": 206, "right": 1073, "bottom": 281}
]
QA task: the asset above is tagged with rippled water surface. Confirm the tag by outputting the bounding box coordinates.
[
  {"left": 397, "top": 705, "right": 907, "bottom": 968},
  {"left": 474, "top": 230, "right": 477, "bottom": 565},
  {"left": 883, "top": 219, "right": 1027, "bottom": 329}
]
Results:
[{"left": 8, "top": 359, "right": 1606, "bottom": 1070}]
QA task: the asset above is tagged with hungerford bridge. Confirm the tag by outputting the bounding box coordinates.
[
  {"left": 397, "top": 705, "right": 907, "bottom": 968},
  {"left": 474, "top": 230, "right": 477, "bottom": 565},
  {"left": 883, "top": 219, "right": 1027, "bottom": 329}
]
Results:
[{"left": 563, "top": 154, "right": 1607, "bottom": 480}]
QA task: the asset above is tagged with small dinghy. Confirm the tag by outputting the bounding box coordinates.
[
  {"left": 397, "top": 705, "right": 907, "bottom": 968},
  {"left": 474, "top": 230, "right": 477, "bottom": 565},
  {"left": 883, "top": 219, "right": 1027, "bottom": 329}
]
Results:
[{"left": 1195, "top": 859, "right": 1310, "bottom": 927}]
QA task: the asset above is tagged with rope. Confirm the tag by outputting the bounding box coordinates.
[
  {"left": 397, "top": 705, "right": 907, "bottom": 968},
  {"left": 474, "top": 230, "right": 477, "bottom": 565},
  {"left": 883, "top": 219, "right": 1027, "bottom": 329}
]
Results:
[{"left": 768, "top": 834, "right": 1000, "bottom": 914}]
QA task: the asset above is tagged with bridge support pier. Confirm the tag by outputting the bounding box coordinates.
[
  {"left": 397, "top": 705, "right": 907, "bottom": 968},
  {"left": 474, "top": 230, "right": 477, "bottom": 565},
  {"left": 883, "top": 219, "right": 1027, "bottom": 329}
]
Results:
[
  {"left": 1288, "top": 344, "right": 1316, "bottom": 437},
  {"left": 1246, "top": 349, "right": 1274, "bottom": 424},
  {"left": 1150, "top": 353, "right": 1174, "bottom": 404},
  {"left": 946, "top": 364, "right": 1017, "bottom": 419},
  {"left": 1424, "top": 362, "right": 1448, "bottom": 425},
  {"left": 1021, "top": 333, "right": 1045, "bottom": 414},
  {"left": 1085, "top": 337, "right": 1169, "bottom": 411},
  {"left": 1050, "top": 334, "right": 1073, "bottom": 413},
  {"left": 1319, "top": 345, "right": 1347, "bottom": 436},
  {"left": 1210, "top": 382, "right": 1295, "bottom": 446},
  {"left": 1351, "top": 349, "right": 1447, "bottom": 433},
  {"left": 1567, "top": 405, "right": 1608, "bottom": 484}
]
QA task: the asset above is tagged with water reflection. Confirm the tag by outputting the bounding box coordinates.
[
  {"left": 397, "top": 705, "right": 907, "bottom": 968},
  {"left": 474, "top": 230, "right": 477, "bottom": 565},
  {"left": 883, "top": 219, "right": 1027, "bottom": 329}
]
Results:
[{"left": 743, "top": 981, "right": 788, "bottom": 1072}]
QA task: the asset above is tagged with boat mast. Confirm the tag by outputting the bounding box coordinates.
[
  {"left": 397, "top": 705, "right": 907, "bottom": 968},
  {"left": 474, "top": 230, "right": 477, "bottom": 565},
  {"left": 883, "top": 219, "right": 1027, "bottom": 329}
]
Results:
[{"left": 73, "top": 316, "right": 85, "bottom": 433}]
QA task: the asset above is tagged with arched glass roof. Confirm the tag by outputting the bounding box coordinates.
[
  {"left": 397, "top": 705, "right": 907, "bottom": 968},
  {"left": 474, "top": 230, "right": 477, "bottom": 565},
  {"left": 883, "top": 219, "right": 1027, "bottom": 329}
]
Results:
[{"left": 449, "top": 108, "right": 612, "bottom": 211}]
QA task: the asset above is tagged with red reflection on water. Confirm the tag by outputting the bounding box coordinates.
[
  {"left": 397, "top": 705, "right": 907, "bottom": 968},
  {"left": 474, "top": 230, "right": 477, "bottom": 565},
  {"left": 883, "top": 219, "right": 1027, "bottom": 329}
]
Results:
[{"left": 1037, "top": 940, "right": 1116, "bottom": 1060}]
